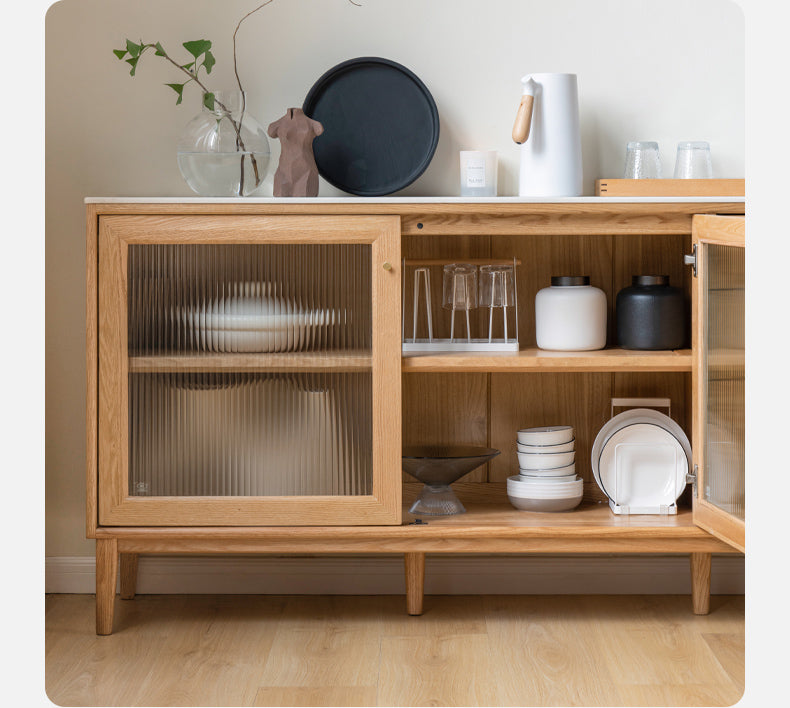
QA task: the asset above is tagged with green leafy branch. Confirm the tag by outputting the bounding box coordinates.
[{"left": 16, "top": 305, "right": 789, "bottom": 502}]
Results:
[
  {"left": 113, "top": 1, "right": 361, "bottom": 112},
  {"left": 113, "top": 35, "right": 252, "bottom": 190},
  {"left": 113, "top": 38, "right": 217, "bottom": 108}
]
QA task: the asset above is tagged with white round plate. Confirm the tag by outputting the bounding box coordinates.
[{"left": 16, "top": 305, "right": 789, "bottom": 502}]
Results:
[
  {"left": 597, "top": 423, "right": 688, "bottom": 506},
  {"left": 509, "top": 474, "right": 580, "bottom": 485},
  {"left": 517, "top": 450, "right": 575, "bottom": 470},
  {"left": 517, "top": 475, "right": 577, "bottom": 485},
  {"left": 507, "top": 487, "right": 583, "bottom": 499},
  {"left": 185, "top": 305, "right": 336, "bottom": 353},
  {"left": 507, "top": 475, "right": 583, "bottom": 497},
  {"left": 517, "top": 462, "right": 576, "bottom": 478},
  {"left": 517, "top": 439, "right": 575, "bottom": 454},
  {"left": 591, "top": 409, "right": 691, "bottom": 493},
  {"left": 517, "top": 426, "right": 574, "bottom": 446}
]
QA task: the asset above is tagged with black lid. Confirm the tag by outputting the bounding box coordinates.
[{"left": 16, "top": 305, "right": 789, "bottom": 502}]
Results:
[
  {"left": 551, "top": 276, "right": 590, "bottom": 286},
  {"left": 632, "top": 275, "right": 669, "bottom": 286}
]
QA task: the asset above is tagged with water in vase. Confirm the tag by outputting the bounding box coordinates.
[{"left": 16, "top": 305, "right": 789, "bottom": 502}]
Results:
[{"left": 177, "top": 151, "right": 270, "bottom": 197}]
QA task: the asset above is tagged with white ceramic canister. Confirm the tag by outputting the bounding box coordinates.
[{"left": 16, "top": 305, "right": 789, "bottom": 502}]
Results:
[{"left": 535, "top": 276, "right": 607, "bottom": 351}]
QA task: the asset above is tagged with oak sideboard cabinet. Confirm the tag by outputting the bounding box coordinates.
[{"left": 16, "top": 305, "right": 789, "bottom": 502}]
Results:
[{"left": 86, "top": 198, "right": 745, "bottom": 634}]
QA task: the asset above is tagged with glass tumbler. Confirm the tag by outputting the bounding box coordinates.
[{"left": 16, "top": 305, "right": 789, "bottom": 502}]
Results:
[
  {"left": 479, "top": 265, "right": 516, "bottom": 342},
  {"left": 623, "top": 141, "right": 662, "bottom": 179},
  {"left": 442, "top": 264, "right": 477, "bottom": 342},
  {"left": 674, "top": 141, "right": 712, "bottom": 178},
  {"left": 411, "top": 267, "right": 433, "bottom": 342}
]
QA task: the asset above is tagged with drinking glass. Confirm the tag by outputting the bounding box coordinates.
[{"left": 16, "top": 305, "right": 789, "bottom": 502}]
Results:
[
  {"left": 442, "top": 264, "right": 477, "bottom": 342},
  {"left": 479, "top": 265, "right": 516, "bottom": 342},
  {"left": 674, "top": 141, "right": 712, "bottom": 178},
  {"left": 623, "top": 141, "right": 662, "bottom": 179},
  {"left": 411, "top": 267, "right": 433, "bottom": 342}
]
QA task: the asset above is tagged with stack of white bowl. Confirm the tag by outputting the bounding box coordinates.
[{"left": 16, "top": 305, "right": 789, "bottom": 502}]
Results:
[{"left": 507, "top": 426, "right": 583, "bottom": 512}]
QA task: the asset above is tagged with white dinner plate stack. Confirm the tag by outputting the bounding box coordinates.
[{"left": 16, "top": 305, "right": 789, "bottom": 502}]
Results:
[
  {"left": 184, "top": 282, "right": 335, "bottom": 353},
  {"left": 507, "top": 426, "right": 583, "bottom": 512},
  {"left": 591, "top": 408, "right": 692, "bottom": 515}
]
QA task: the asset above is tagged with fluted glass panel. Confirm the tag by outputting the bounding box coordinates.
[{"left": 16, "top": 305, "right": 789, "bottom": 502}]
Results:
[
  {"left": 127, "top": 243, "right": 373, "bottom": 498},
  {"left": 128, "top": 243, "right": 371, "bottom": 354},
  {"left": 703, "top": 244, "right": 744, "bottom": 519},
  {"left": 128, "top": 372, "right": 372, "bottom": 496}
]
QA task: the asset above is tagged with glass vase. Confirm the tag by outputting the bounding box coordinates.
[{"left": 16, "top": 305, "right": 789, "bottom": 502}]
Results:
[{"left": 177, "top": 90, "right": 270, "bottom": 197}]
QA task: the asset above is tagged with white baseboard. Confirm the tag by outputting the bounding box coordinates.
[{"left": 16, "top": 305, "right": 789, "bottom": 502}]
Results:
[{"left": 45, "top": 554, "right": 744, "bottom": 595}]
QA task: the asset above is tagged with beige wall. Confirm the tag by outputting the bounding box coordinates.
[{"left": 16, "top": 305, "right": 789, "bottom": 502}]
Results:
[{"left": 45, "top": 0, "right": 744, "bottom": 557}]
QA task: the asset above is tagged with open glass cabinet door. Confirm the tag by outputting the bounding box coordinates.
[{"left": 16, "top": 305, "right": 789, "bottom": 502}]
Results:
[{"left": 691, "top": 215, "right": 745, "bottom": 552}]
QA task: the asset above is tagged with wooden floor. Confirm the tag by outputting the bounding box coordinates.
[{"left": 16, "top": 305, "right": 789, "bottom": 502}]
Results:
[{"left": 45, "top": 593, "right": 744, "bottom": 707}]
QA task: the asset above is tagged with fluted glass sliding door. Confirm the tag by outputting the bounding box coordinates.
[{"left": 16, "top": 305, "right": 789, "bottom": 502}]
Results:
[{"left": 98, "top": 215, "right": 401, "bottom": 526}]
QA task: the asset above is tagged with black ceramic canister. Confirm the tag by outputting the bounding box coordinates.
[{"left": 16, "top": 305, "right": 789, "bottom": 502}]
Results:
[{"left": 616, "top": 275, "right": 687, "bottom": 350}]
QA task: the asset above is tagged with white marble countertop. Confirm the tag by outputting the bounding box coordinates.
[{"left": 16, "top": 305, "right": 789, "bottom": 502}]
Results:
[{"left": 85, "top": 196, "right": 745, "bottom": 204}]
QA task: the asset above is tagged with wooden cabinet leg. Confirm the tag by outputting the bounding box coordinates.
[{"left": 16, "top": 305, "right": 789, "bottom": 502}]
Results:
[
  {"left": 96, "top": 538, "right": 118, "bottom": 635},
  {"left": 119, "top": 553, "right": 139, "bottom": 600},
  {"left": 404, "top": 552, "right": 425, "bottom": 616},
  {"left": 690, "top": 552, "right": 712, "bottom": 615}
]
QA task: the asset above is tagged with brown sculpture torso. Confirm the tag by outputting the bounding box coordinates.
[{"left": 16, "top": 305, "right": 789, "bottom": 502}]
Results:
[{"left": 267, "top": 108, "right": 324, "bottom": 197}]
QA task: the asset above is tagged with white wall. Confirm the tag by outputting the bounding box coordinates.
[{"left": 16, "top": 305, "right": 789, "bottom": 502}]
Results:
[{"left": 45, "top": 0, "right": 744, "bottom": 560}]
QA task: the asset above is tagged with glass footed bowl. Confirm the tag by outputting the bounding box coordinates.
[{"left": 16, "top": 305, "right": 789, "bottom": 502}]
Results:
[{"left": 402, "top": 445, "right": 500, "bottom": 516}]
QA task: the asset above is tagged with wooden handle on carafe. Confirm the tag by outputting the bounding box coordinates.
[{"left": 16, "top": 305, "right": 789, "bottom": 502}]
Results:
[{"left": 512, "top": 94, "right": 534, "bottom": 144}]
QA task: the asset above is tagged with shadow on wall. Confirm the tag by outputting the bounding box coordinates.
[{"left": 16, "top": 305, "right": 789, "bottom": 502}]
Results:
[
  {"left": 581, "top": 107, "right": 605, "bottom": 195},
  {"left": 420, "top": 109, "right": 463, "bottom": 197}
]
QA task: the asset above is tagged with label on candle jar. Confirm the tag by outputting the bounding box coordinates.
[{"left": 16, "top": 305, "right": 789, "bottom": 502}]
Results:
[{"left": 465, "top": 157, "right": 486, "bottom": 188}]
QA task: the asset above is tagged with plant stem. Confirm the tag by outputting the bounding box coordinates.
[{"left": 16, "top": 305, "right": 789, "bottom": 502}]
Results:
[
  {"left": 232, "top": 2, "right": 277, "bottom": 189},
  {"left": 233, "top": 1, "right": 277, "bottom": 97},
  {"left": 229, "top": 1, "right": 362, "bottom": 191}
]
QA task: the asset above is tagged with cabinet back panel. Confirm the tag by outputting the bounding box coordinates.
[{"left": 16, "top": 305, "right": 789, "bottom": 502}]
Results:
[
  {"left": 613, "top": 234, "right": 691, "bottom": 347},
  {"left": 489, "top": 372, "right": 611, "bottom": 487},
  {"left": 405, "top": 232, "right": 691, "bottom": 500},
  {"left": 491, "top": 235, "right": 614, "bottom": 348},
  {"left": 404, "top": 233, "right": 690, "bottom": 349},
  {"left": 401, "top": 373, "right": 489, "bottom": 483}
]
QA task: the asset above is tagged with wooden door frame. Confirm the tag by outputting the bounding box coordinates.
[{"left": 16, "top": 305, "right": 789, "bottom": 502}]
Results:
[
  {"left": 691, "top": 214, "right": 745, "bottom": 552},
  {"left": 95, "top": 214, "right": 402, "bottom": 527}
]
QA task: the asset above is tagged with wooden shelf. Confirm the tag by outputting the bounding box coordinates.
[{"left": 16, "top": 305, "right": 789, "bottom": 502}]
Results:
[
  {"left": 405, "top": 502, "right": 697, "bottom": 530},
  {"left": 129, "top": 349, "right": 372, "bottom": 373},
  {"left": 94, "top": 503, "right": 736, "bottom": 554},
  {"left": 128, "top": 348, "right": 692, "bottom": 374},
  {"left": 401, "top": 347, "right": 692, "bottom": 373}
]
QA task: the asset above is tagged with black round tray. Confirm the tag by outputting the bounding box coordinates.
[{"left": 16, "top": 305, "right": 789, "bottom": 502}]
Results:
[{"left": 303, "top": 57, "right": 440, "bottom": 196}]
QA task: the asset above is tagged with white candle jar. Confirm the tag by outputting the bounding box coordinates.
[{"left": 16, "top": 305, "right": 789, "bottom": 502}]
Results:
[
  {"left": 535, "top": 276, "right": 607, "bottom": 351},
  {"left": 460, "top": 150, "right": 497, "bottom": 197}
]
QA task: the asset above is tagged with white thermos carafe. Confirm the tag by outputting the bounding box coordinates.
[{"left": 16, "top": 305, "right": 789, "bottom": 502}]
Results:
[{"left": 512, "top": 73, "right": 583, "bottom": 197}]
